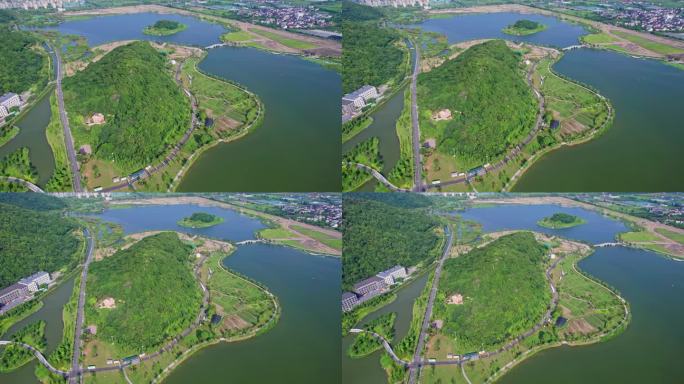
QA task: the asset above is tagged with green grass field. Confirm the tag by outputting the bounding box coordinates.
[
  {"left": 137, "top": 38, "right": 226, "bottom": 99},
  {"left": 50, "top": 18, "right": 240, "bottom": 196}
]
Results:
[
  {"left": 619, "top": 230, "right": 660, "bottom": 243},
  {"left": 291, "top": 225, "right": 341, "bottom": 251},
  {"left": 655, "top": 228, "right": 684, "bottom": 245},
  {"left": 258, "top": 227, "right": 296, "bottom": 239},
  {"left": 581, "top": 33, "right": 619, "bottom": 44},
  {"left": 612, "top": 31, "right": 684, "bottom": 55},
  {"left": 221, "top": 30, "right": 254, "bottom": 42},
  {"left": 247, "top": 28, "right": 316, "bottom": 50}
]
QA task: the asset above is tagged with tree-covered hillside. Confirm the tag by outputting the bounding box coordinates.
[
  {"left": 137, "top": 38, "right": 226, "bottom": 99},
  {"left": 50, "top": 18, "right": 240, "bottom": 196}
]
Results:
[
  {"left": 0, "top": 28, "right": 45, "bottom": 94},
  {"left": 434, "top": 232, "right": 550, "bottom": 352},
  {"left": 0, "top": 203, "right": 80, "bottom": 289},
  {"left": 342, "top": 194, "right": 441, "bottom": 289},
  {"left": 85, "top": 232, "right": 202, "bottom": 354},
  {"left": 418, "top": 40, "right": 537, "bottom": 167},
  {"left": 341, "top": 2, "right": 406, "bottom": 93},
  {"left": 63, "top": 41, "right": 190, "bottom": 173}
]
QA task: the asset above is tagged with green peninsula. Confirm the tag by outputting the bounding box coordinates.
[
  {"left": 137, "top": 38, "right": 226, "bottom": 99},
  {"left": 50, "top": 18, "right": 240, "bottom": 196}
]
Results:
[{"left": 177, "top": 212, "right": 224, "bottom": 228}]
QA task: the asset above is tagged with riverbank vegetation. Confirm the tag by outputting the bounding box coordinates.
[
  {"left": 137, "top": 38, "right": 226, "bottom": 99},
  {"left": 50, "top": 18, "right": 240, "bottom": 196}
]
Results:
[
  {"left": 63, "top": 41, "right": 191, "bottom": 179},
  {"left": 348, "top": 312, "right": 396, "bottom": 358},
  {"left": 342, "top": 116, "right": 373, "bottom": 143},
  {"left": 0, "top": 148, "right": 37, "bottom": 184},
  {"left": 0, "top": 28, "right": 46, "bottom": 94},
  {"left": 538, "top": 213, "right": 586, "bottom": 229},
  {"left": 85, "top": 232, "right": 202, "bottom": 355},
  {"left": 0, "top": 201, "right": 80, "bottom": 289},
  {"left": 177, "top": 212, "right": 224, "bottom": 228},
  {"left": 143, "top": 19, "right": 188, "bottom": 36},
  {"left": 342, "top": 194, "right": 441, "bottom": 289},
  {"left": 0, "top": 320, "right": 46, "bottom": 372},
  {"left": 433, "top": 232, "right": 549, "bottom": 353},
  {"left": 44, "top": 93, "right": 72, "bottom": 192},
  {"left": 0, "top": 126, "right": 19, "bottom": 147},
  {"left": 503, "top": 19, "right": 547, "bottom": 36},
  {"left": 418, "top": 40, "right": 538, "bottom": 172},
  {"left": 386, "top": 88, "right": 414, "bottom": 190},
  {"left": 342, "top": 292, "right": 397, "bottom": 335},
  {"left": 342, "top": 137, "right": 382, "bottom": 192},
  {"left": 341, "top": 3, "right": 406, "bottom": 93}
]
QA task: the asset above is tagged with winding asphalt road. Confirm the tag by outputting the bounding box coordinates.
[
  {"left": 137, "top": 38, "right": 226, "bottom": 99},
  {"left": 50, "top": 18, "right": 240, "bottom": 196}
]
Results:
[
  {"left": 410, "top": 41, "right": 423, "bottom": 192},
  {"left": 0, "top": 176, "right": 44, "bottom": 192},
  {"left": 69, "top": 227, "right": 94, "bottom": 384},
  {"left": 50, "top": 43, "right": 83, "bottom": 193},
  {"left": 408, "top": 225, "right": 453, "bottom": 384}
]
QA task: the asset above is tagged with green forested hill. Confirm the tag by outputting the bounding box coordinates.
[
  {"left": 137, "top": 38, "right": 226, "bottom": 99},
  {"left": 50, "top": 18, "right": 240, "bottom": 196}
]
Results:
[
  {"left": 341, "top": 2, "right": 406, "bottom": 93},
  {"left": 63, "top": 41, "right": 190, "bottom": 173},
  {"left": 0, "top": 203, "right": 80, "bottom": 289},
  {"left": 418, "top": 40, "right": 537, "bottom": 166},
  {"left": 342, "top": 195, "right": 441, "bottom": 289},
  {"left": 0, "top": 193, "right": 67, "bottom": 211},
  {"left": 86, "top": 232, "right": 202, "bottom": 354},
  {"left": 0, "top": 28, "right": 45, "bottom": 94},
  {"left": 434, "top": 232, "right": 549, "bottom": 352}
]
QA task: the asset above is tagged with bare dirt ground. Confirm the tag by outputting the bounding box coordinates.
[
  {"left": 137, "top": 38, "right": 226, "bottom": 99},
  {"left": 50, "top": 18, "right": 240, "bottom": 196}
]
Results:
[
  {"left": 109, "top": 196, "right": 341, "bottom": 256},
  {"left": 63, "top": 5, "right": 340, "bottom": 57},
  {"left": 475, "top": 196, "right": 684, "bottom": 258},
  {"left": 429, "top": 4, "right": 684, "bottom": 58}
]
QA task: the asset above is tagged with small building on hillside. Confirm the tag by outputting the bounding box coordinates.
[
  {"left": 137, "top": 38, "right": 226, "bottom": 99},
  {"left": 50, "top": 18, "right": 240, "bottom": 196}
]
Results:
[
  {"left": 79, "top": 144, "right": 92, "bottom": 156},
  {"left": 352, "top": 276, "right": 386, "bottom": 296},
  {"left": 87, "top": 113, "right": 106, "bottom": 125},
  {"left": 0, "top": 283, "right": 29, "bottom": 305},
  {"left": 447, "top": 293, "right": 463, "bottom": 305},
  {"left": 376, "top": 265, "right": 407, "bottom": 286},
  {"left": 18, "top": 271, "right": 50, "bottom": 292}
]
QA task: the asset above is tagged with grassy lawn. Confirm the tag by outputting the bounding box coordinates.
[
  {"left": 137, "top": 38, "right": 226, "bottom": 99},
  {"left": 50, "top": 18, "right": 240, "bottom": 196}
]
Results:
[
  {"left": 291, "top": 225, "right": 341, "bottom": 250},
  {"left": 247, "top": 28, "right": 316, "bottom": 50},
  {"left": 613, "top": 30, "right": 684, "bottom": 55},
  {"left": 581, "top": 33, "right": 619, "bottom": 44},
  {"left": 655, "top": 228, "right": 684, "bottom": 245},
  {"left": 258, "top": 227, "right": 296, "bottom": 239},
  {"left": 619, "top": 230, "right": 660, "bottom": 243},
  {"left": 221, "top": 30, "right": 254, "bottom": 42}
]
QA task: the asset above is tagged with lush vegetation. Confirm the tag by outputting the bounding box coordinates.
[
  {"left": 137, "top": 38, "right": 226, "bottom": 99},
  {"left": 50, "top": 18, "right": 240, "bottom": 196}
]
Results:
[
  {"left": 63, "top": 41, "right": 190, "bottom": 174},
  {"left": 204, "top": 250, "right": 276, "bottom": 339},
  {"left": 0, "top": 192, "right": 66, "bottom": 210},
  {"left": 342, "top": 194, "right": 441, "bottom": 289},
  {"left": 434, "top": 232, "right": 550, "bottom": 353},
  {"left": 0, "top": 300, "right": 42, "bottom": 336},
  {"left": 143, "top": 20, "right": 188, "bottom": 36},
  {"left": 386, "top": 88, "right": 414, "bottom": 189},
  {"left": 342, "top": 292, "right": 396, "bottom": 335},
  {"left": 0, "top": 126, "right": 19, "bottom": 147},
  {"left": 348, "top": 312, "right": 396, "bottom": 358},
  {"left": 538, "top": 213, "right": 586, "bottom": 229},
  {"left": 85, "top": 232, "right": 202, "bottom": 354},
  {"left": 418, "top": 40, "right": 537, "bottom": 169},
  {"left": 248, "top": 28, "right": 316, "bottom": 50},
  {"left": 0, "top": 321, "right": 46, "bottom": 372},
  {"left": 503, "top": 19, "right": 547, "bottom": 36},
  {"left": 342, "top": 116, "right": 373, "bottom": 143},
  {"left": 342, "top": 137, "right": 382, "bottom": 192},
  {"left": 44, "top": 93, "right": 72, "bottom": 192},
  {"left": 0, "top": 28, "right": 46, "bottom": 94},
  {"left": 0, "top": 148, "right": 37, "bottom": 183},
  {"left": 342, "top": 3, "right": 406, "bottom": 93},
  {"left": 177, "top": 212, "right": 224, "bottom": 228},
  {"left": 0, "top": 202, "right": 80, "bottom": 289}
]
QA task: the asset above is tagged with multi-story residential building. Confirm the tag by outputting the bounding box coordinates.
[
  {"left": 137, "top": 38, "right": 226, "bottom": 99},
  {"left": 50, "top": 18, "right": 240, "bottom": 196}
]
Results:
[
  {"left": 352, "top": 276, "right": 386, "bottom": 296},
  {"left": 0, "top": 283, "right": 30, "bottom": 305},
  {"left": 18, "top": 271, "right": 51, "bottom": 292},
  {"left": 341, "top": 292, "right": 359, "bottom": 312},
  {"left": 0, "top": 105, "right": 8, "bottom": 118},
  {"left": 0, "top": 92, "right": 22, "bottom": 110},
  {"left": 342, "top": 85, "right": 378, "bottom": 109},
  {"left": 377, "top": 265, "right": 407, "bottom": 285}
]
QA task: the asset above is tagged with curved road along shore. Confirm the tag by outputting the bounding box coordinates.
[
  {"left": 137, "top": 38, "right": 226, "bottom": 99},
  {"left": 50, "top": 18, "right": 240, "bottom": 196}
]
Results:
[
  {"left": 69, "top": 227, "right": 94, "bottom": 384},
  {"left": 50, "top": 43, "right": 83, "bottom": 193},
  {"left": 0, "top": 341, "right": 69, "bottom": 377}
]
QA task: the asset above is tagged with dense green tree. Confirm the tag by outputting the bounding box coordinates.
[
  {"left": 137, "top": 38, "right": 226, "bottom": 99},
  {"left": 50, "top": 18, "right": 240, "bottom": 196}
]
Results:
[
  {"left": 0, "top": 203, "right": 80, "bottom": 289},
  {"left": 63, "top": 41, "right": 191, "bottom": 173},
  {"left": 0, "top": 28, "right": 45, "bottom": 94},
  {"left": 418, "top": 40, "right": 537, "bottom": 167}
]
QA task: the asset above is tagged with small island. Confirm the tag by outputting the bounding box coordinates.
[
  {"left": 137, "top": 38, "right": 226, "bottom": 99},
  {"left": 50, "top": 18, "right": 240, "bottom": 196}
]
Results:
[
  {"left": 177, "top": 212, "right": 224, "bottom": 228},
  {"left": 502, "top": 19, "right": 548, "bottom": 36},
  {"left": 143, "top": 20, "right": 187, "bottom": 36},
  {"left": 538, "top": 213, "right": 586, "bottom": 229}
]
